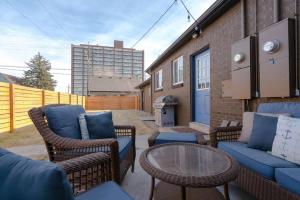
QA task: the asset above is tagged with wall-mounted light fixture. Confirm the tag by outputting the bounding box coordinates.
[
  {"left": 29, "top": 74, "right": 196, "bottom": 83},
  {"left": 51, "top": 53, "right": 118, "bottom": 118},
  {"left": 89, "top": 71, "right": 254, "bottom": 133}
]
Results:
[
  {"left": 233, "top": 53, "right": 245, "bottom": 63},
  {"left": 192, "top": 26, "right": 201, "bottom": 39},
  {"left": 263, "top": 40, "right": 280, "bottom": 53}
]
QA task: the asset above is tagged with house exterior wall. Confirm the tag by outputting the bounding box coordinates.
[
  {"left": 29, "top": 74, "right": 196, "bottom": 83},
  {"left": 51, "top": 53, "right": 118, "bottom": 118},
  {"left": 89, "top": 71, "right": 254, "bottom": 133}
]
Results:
[{"left": 149, "top": 0, "right": 300, "bottom": 127}]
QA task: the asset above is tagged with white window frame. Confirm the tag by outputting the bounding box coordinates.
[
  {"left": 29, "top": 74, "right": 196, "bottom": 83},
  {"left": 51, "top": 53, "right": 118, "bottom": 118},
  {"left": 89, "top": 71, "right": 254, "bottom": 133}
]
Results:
[
  {"left": 196, "top": 52, "right": 210, "bottom": 90},
  {"left": 155, "top": 69, "right": 163, "bottom": 90},
  {"left": 172, "top": 56, "right": 184, "bottom": 85}
]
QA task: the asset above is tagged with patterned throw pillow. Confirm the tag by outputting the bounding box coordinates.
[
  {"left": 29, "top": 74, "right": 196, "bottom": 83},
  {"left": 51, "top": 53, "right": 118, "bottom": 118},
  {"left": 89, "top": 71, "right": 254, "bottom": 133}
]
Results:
[
  {"left": 271, "top": 115, "right": 300, "bottom": 165},
  {"left": 78, "top": 112, "right": 105, "bottom": 140}
]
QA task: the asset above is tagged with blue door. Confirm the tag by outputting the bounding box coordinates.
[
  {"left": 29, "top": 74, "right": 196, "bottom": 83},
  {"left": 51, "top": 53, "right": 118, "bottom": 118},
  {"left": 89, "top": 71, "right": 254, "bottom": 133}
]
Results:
[{"left": 194, "top": 50, "right": 210, "bottom": 125}]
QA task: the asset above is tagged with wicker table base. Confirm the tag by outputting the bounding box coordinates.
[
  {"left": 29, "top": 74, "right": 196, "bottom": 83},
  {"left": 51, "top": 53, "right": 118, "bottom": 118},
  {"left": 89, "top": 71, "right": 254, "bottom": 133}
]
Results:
[
  {"left": 154, "top": 182, "right": 224, "bottom": 200},
  {"left": 140, "top": 143, "right": 239, "bottom": 200}
]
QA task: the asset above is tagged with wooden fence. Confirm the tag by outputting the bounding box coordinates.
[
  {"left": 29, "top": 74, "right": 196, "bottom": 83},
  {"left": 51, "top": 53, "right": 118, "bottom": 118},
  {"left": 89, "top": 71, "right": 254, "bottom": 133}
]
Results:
[
  {"left": 86, "top": 96, "right": 140, "bottom": 110},
  {"left": 0, "top": 82, "right": 86, "bottom": 133}
]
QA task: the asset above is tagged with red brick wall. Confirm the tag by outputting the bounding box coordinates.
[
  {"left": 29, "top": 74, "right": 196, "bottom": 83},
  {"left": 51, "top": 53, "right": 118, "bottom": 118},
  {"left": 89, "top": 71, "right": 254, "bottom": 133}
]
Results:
[{"left": 150, "top": 0, "right": 300, "bottom": 127}]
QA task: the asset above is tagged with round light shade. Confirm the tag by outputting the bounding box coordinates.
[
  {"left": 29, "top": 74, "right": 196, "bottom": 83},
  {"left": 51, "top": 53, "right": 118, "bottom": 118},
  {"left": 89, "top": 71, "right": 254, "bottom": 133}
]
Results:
[
  {"left": 263, "top": 40, "right": 280, "bottom": 53},
  {"left": 233, "top": 53, "right": 245, "bottom": 63}
]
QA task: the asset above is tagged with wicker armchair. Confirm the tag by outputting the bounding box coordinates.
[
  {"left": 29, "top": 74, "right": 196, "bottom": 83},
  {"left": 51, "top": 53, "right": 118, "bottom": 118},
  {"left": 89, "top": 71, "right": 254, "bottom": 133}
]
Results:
[
  {"left": 58, "top": 152, "right": 112, "bottom": 195},
  {"left": 210, "top": 126, "right": 242, "bottom": 148},
  {"left": 210, "top": 126, "right": 300, "bottom": 200},
  {"left": 28, "top": 105, "right": 136, "bottom": 184}
]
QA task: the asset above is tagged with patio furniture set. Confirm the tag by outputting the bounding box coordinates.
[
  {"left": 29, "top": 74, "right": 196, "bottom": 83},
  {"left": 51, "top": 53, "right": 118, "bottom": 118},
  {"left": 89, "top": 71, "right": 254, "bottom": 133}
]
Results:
[{"left": 0, "top": 102, "right": 300, "bottom": 200}]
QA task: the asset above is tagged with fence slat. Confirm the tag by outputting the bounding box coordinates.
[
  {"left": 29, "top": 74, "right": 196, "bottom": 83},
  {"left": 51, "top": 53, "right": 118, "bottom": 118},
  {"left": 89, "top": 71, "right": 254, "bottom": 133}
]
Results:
[
  {"left": 9, "top": 84, "right": 15, "bottom": 132},
  {"left": 0, "top": 84, "right": 85, "bottom": 134},
  {"left": 86, "top": 96, "right": 139, "bottom": 110}
]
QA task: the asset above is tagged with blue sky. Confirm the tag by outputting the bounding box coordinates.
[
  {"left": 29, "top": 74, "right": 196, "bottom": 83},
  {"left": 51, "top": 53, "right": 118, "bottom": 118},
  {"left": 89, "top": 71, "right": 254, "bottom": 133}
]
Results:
[{"left": 0, "top": 0, "right": 215, "bottom": 92}]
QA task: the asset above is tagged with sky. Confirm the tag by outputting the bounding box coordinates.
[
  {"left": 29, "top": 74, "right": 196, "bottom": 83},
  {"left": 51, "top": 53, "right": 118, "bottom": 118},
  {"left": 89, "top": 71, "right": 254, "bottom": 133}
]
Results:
[{"left": 0, "top": 0, "right": 215, "bottom": 92}]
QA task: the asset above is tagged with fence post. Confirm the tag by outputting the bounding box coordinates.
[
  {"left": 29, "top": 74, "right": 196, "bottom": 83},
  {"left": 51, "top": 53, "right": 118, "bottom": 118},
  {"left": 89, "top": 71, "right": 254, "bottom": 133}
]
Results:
[
  {"left": 9, "top": 84, "right": 15, "bottom": 133},
  {"left": 42, "top": 90, "right": 45, "bottom": 106},
  {"left": 83, "top": 96, "right": 86, "bottom": 109},
  {"left": 58, "top": 92, "right": 61, "bottom": 104},
  {"left": 135, "top": 96, "right": 138, "bottom": 110},
  {"left": 76, "top": 95, "right": 78, "bottom": 105},
  {"left": 69, "top": 94, "right": 71, "bottom": 104}
]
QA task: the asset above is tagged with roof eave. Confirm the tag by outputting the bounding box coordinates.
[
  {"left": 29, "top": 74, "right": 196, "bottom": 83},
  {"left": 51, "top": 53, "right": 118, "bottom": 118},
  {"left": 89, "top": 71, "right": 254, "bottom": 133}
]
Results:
[
  {"left": 145, "top": 0, "right": 239, "bottom": 73},
  {"left": 135, "top": 78, "right": 151, "bottom": 89}
]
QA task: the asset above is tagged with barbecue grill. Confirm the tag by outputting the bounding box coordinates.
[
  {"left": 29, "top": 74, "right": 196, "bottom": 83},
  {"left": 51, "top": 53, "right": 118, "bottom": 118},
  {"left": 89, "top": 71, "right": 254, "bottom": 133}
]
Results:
[{"left": 153, "top": 96, "right": 177, "bottom": 127}]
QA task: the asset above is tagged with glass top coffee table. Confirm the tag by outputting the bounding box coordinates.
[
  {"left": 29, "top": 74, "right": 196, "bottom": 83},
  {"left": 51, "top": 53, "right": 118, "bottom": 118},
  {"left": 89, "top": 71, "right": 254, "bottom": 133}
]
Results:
[{"left": 140, "top": 143, "right": 239, "bottom": 200}]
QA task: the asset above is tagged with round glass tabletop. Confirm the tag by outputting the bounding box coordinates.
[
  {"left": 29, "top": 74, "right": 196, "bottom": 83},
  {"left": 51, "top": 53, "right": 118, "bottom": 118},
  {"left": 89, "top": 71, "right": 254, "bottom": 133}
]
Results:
[{"left": 146, "top": 143, "right": 232, "bottom": 177}]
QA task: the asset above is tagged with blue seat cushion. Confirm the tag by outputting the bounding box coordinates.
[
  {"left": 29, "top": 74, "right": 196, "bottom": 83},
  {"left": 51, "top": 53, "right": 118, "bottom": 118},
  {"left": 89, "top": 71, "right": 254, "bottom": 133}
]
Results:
[
  {"left": 0, "top": 148, "right": 74, "bottom": 200},
  {"left": 154, "top": 132, "right": 197, "bottom": 145},
  {"left": 75, "top": 181, "right": 133, "bottom": 200},
  {"left": 275, "top": 168, "right": 300, "bottom": 196},
  {"left": 117, "top": 137, "right": 133, "bottom": 161},
  {"left": 218, "top": 142, "right": 297, "bottom": 180},
  {"left": 63, "top": 137, "right": 132, "bottom": 161},
  {"left": 258, "top": 102, "right": 300, "bottom": 118},
  {"left": 85, "top": 112, "right": 116, "bottom": 139},
  {"left": 45, "top": 105, "right": 85, "bottom": 139}
]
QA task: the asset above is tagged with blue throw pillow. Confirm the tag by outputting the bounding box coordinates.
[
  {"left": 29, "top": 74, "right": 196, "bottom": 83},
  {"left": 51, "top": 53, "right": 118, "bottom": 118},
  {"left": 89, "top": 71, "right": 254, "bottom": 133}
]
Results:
[
  {"left": 0, "top": 148, "right": 74, "bottom": 200},
  {"left": 45, "top": 105, "right": 85, "bottom": 139},
  {"left": 84, "top": 112, "right": 116, "bottom": 139},
  {"left": 247, "top": 113, "right": 278, "bottom": 151},
  {"left": 78, "top": 112, "right": 106, "bottom": 140}
]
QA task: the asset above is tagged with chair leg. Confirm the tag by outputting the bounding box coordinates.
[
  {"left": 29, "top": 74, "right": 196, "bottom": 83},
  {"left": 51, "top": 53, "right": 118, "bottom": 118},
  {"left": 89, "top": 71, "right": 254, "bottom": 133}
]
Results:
[{"left": 131, "top": 162, "right": 135, "bottom": 173}]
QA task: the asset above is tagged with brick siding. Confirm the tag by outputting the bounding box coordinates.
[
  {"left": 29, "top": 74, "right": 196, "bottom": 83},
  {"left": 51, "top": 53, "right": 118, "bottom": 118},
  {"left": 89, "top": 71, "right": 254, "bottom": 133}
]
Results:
[{"left": 149, "top": 0, "right": 300, "bottom": 127}]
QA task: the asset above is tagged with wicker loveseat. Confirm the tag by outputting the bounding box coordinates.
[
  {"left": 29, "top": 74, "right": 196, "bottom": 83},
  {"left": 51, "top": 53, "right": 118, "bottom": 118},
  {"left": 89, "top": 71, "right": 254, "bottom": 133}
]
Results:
[
  {"left": 0, "top": 148, "right": 133, "bottom": 199},
  {"left": 29, "top": 104, "right": 136, "bottom": 183},
  {"left": 210, "top": 102, "right": 300, "bottom": 200}
]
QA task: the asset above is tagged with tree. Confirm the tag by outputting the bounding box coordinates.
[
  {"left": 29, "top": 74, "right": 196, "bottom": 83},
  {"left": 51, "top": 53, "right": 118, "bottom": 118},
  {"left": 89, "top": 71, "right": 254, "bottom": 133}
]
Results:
[{"left": 22, "top": 52, "right": 57, "bottom": 90}]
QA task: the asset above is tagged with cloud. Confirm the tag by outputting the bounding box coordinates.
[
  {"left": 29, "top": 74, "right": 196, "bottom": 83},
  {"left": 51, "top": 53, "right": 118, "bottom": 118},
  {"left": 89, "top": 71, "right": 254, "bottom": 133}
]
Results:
[{"left": 0, "top": 0, "right": 215, "bottom": 92}]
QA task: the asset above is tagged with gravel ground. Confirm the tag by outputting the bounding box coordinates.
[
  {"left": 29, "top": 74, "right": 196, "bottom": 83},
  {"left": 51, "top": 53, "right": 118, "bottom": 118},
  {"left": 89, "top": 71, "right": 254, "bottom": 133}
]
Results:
[{"left": 0, "top": 110, "right": 155, "bottom": 149}]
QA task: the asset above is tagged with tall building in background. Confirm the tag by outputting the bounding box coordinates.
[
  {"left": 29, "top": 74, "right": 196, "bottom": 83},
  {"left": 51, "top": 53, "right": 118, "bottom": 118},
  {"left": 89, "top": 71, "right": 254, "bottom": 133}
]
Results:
[{"left": 71, "top": 40, "right": 144, "bottom": 95}]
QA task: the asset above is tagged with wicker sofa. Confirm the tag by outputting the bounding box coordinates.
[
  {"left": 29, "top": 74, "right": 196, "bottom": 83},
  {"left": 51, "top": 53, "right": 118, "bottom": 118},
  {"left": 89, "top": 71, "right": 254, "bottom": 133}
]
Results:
[
  {"left": 29, "top": 104, "right": 136, "bottom": 183},
  {"left": 0, "top": 148, "right": 133, "bottom": 199},
  {"left": 210, "top": 102, "right": 300, "bottom": 200}
]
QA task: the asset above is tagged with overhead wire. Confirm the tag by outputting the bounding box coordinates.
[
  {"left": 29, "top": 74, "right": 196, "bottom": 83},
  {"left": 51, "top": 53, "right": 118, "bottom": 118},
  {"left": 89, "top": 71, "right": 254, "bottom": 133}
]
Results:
[
  {"left": 3, "top": 0, "right": 69, "bottom": 48},
  {"left": 0, "top": 67, "right": 71, "bottom": 75},
  {"left": 0, "top": 65, "right": 70, "bottom": 71},
  {"left": 4, "top": 0, "right": 54, "bottom": 40},
  {"left": 131, "top": 0, "right": 178, "bottom": 48},
  {"left": 179, "top": 0, "right": 196, "bottom": 21},
  {"left": 37, "top": 0, "right": 73, "bottom": 41}
]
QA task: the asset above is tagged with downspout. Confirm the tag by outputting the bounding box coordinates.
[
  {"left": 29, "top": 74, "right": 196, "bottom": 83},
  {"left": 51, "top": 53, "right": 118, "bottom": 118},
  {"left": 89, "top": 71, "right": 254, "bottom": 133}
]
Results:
[
  {"left": 254, "top": 0, "right": 259, "bottom": 98},
  {"left": 295, "top": 0, "right": 300, "bottom": 96},
  {"left": 241, "top": 0, "right": 250, "bottom": 111},
  {"left": 241, "top": 0, "right": 246, "bottom": 38},
  {"left": 274, "top": 0, "right": 280, "bottom": 23}
]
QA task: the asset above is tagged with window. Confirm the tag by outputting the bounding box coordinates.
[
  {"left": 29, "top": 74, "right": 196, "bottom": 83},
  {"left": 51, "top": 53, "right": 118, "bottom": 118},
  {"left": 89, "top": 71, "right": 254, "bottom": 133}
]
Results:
[
  {"left": 155, "top": 69, "right": 163, "bottom": 90},
  {"left": 196, "top": 52, "right": 210, "bottom": 90},
  {"left": 172, "top": 56, "right": 183, "bottom": 85}
]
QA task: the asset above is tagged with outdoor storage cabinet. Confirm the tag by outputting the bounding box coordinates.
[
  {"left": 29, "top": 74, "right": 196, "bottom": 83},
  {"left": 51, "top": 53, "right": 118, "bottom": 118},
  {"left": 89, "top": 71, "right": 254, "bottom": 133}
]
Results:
[{"left": 153, "top": 96, "right": 177, "bottom": 127}]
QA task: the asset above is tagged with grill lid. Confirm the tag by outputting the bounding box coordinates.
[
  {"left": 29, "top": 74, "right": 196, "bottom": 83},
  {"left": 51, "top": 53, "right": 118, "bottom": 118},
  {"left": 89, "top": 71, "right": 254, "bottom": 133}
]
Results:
[{"left": 153, "top": 95, "right": 177, "bottom": 108}]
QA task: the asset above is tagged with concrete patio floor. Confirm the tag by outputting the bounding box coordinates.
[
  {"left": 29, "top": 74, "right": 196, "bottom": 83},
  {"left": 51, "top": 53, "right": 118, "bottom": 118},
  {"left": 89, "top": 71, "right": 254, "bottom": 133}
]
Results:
[
  {"left": 122, "top": 135, "right": 254, "bottom": 200},
  {"left": 8, "top": 135, "right": 255, "bottom": 200}
]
